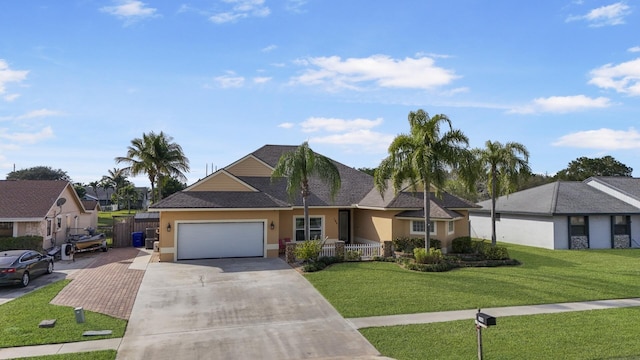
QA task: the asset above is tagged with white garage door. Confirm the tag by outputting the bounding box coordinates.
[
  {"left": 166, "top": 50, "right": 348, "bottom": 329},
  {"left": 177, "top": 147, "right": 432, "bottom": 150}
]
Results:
[{"left": 177, "top": 222, "right": 264, "bottom": 260}]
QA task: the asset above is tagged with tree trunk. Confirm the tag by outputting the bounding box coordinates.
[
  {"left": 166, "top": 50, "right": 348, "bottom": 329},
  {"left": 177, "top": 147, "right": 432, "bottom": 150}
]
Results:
[
  {"left": 302, "top": 180, "right": 310, "bottom": 241},
  {"left": 424, "top": 179, "right": 431, "bottom": 251},
  {"left": 491, "top": 169, "right": 497, "bottom": 247}
]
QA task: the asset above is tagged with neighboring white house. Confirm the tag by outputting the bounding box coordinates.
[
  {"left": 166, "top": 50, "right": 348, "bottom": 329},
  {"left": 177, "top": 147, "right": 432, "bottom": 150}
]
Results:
[{"left": 469, "top": 177, "right": 640, "bottom": 250}]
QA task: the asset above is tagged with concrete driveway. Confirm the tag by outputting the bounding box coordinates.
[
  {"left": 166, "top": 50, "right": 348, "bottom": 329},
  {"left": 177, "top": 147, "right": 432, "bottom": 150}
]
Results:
[{"left": 116, "top": 258, "right": 384, "bottom": 359}]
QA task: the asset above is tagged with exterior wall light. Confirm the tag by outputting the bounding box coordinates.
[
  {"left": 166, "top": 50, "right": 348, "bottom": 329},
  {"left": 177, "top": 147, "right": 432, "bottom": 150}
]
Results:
[
  {"left": 270, "top": 221, "right": 275, "bottom": 230},
  {"left": 167, "top": 223, "right": 172, "bottom": 232}
]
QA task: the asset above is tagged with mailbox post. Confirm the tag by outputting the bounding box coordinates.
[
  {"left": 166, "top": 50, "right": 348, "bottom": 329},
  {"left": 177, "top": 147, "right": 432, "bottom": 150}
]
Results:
[{"left": 475, "top": 309, "right": 496, "bottom": 360}]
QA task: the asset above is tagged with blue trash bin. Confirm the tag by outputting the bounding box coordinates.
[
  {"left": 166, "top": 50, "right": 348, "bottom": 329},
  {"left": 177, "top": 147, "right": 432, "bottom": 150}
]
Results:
[{"left": 132, "top": 232, "right": 145, "bottom": 247}]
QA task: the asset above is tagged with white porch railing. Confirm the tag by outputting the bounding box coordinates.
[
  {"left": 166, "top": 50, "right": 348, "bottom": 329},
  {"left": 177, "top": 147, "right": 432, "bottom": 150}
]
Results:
[
  {"left": 319, "top": 243, "right": 382, "bottom": 260},
  {"left": 347, "top": 243, "right": 381, "bottom": 259}
]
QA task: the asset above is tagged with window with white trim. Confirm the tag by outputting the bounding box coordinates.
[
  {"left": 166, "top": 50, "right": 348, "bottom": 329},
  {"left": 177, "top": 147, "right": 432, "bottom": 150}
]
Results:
[
  {"left": 410, "top": 220, "right": 436, "bottom": 235},
  {"left": 448, "top": 221, "right": 455, "bottom": 234},
  {"left": 294, "top": 216, "right": 324, "bottom": 241}
]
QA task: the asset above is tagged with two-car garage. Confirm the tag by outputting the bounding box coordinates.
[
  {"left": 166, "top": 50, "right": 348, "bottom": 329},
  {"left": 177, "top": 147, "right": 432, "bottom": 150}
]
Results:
[{"left": 176, "top": 221, "right": 265, "bottom": 260}]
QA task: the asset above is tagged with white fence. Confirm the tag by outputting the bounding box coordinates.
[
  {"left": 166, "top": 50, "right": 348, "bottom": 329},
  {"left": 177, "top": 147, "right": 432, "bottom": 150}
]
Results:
[{"left": 320, "top": 243, "right": 382, "bottom": 260}]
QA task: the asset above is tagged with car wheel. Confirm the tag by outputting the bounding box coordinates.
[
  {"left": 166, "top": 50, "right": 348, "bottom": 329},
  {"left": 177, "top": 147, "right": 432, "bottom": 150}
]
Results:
[
  {"left": 46, "top": 261, "right": 54, "bottom": 274},
  {"left": 20, "top": 272, "right": 30, "bottom": 287}
]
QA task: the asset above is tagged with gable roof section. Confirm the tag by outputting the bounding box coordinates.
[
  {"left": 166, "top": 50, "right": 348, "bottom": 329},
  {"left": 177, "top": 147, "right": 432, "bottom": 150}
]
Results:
[
  {"left": 0, "top": 180, "right": 79, "bottom": 219},
  {"left": 584, "top": 177, "right": 640, "bottom": 208},
  {"left": 472, "top": 181, "right": 640, "bottom": 215},
  {"left": 186, "top": 170, "right": 258, "bottom": 192},
  {"left": 151, "top": 191, "right": 289, "bottom": 209}
]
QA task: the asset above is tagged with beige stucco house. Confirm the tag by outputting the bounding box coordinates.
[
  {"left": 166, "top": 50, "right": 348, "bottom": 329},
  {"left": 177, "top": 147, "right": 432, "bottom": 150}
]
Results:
[
  {"left": 151, "top": 145, "right": 478, "bottom": 262},
  {"left": 0, "top": 180, "right": 97, "bottom": 250}
]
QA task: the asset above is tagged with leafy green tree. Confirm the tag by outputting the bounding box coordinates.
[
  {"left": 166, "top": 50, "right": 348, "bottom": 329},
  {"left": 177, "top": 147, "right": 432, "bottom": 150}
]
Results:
[
  {"left": 271, "top": 142, "right": 341, "bottom": 241},
  {"left": 375, "top": 109, "right": 474, "bottom": 250},
  {"left": 73, "top": 183, "right": 87, "bottom": 198},
  {"left": 357, "top": 167, "right": 377, "bottom": 176},
  {"left": 6, "top": 166, "right": 70, "bottom": 181},
  {"left": 88, "top": 180, "right": 100, "bottom": 199},
  {"left": 556, "top": 156, "right": 632, "bottom": 181},
  {"left": 115, "top": 131, "right": 190, "bottom": 203},
  {"left": 160, "top": 176, "right": 187, "bottom": 198},
  {"left": 474, "top": 140, "right": 530, "bottom": 246}
]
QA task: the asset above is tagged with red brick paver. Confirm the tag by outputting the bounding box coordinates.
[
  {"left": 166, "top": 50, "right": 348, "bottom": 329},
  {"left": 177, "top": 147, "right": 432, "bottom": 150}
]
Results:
[{"left": 51, "top": 248, "right": 146, "bottom": 320}]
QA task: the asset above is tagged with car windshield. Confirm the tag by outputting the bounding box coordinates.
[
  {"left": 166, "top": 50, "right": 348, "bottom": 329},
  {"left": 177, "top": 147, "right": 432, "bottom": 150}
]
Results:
[{"left": 0, "top": 257, "right": 18, "bottom": 266}]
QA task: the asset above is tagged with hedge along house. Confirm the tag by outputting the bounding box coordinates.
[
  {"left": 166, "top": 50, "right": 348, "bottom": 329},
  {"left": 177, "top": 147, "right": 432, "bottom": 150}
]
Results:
[
  {"left": 469, "top": 177, "right": 640, "bottom": 250},
  {"left": 150, "top": 145, "right": 479, "bottom": 261},
  {"left": 0, "top": 180, "right": 96, "bottom": 250}
]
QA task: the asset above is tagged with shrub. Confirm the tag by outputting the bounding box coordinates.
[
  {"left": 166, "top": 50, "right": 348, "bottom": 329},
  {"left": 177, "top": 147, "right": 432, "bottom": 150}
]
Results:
[
  {"left": 0, "top": 236, "right": 44, "bottom": 252},
  {"left": 452, "top": 236, "right": 473, "bottom": 253},
  {"left": 414, "top": 247, "right": 444, "bottom": 264},
  {"left": 393, "top": 236, "right": 441, "bottom": 253},
  {"left": 317, "top": 256, "right": 341, "bottom": 266},
  {"left": 473, "top": 240, "right": 511, "bottom": 260},
  {"left": 294, "top": 239, "right": 324, "bottom": 263},
  {"left": 406, "top": 261, "right": 457, "bottom": 272},
  {"left": 302, "top": 261, "right": 327, "bottom": 272},
  {"left": 345, "top": 249, "right": 362, "bottom": 261}
]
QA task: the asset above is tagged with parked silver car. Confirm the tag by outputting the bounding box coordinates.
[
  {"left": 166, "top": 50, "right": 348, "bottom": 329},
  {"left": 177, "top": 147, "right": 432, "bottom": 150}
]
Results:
[{"left": 0, "top": 250, "right": 54, "bottom": 287}]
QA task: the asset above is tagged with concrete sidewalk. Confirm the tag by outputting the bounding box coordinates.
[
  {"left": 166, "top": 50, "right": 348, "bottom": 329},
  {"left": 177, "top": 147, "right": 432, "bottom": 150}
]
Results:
[
  {"left": 347, "top": 297, "right": 640, "bottom": 329},
  {"left": 0, "top": 338, "right": 121, "bottom": 359}
]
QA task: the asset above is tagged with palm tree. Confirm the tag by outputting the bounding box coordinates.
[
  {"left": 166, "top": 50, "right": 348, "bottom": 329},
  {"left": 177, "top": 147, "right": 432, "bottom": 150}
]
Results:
[
  {"left": 375, "top": 109, "right": 474, "bottom": 251},
  {"left": 475, "top": 140, "right": 530, "bottom": 246},
  {"left": 115, "top": 131, "right": 190, "bottom": 203},
  {"left": 271, "top": 142, "right": 341, "bottom": 242},
  {"left": 102, "top": 168, "right": 127, "bottom": 209}
]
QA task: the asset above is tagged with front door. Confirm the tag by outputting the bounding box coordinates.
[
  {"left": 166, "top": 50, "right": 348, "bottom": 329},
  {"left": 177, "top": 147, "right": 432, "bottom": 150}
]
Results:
[{"left": 338, "top": 210, "right": 350, "bottom": 244}]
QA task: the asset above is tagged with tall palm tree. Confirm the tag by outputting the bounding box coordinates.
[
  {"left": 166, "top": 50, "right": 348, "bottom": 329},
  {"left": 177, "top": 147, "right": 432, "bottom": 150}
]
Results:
[
  {"left": 271, "top": 142, "right": 341, "bottom": 242},
  {"left": 375, "top": 109, "right": 474, "bottom": 251},
  {"left": 475, "top": 140, "right": 530, "bottom": 246},
  {"left": 115, "top": 131, "right": 190, "bottom": 203},
  {"left": 102, "top": 168, "right": 127, "bottom": 209}
]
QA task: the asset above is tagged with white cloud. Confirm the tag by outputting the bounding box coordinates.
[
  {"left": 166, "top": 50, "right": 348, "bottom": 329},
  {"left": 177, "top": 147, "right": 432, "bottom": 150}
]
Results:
[
  {"left": 290, "top": 54, "right": 459, "bottom": 91},
  {"left": 311, "top": 130, "right": 394, "bottom": 153},
  {"left": 300, "top": 117, "right": 383, "bottom": 133},
  {"left": 253, "top": 76, "right": 272, "bottom": 84},
  {"left": 589, "top": 58, "right": 640, "bottom": 95},
  {"left": 100, "top": 0, "right": 158, "bottom": 24},
  {"left": 278, "top": 122, "right": 294, "bottom": 129},
  {"left": 0, "top": 126, "right": 54, "bottom": 144},
  {"left": 0, "top": 59, "right": 28, "bottom": 96},
  {"left": 553, "top": 128, "right": 640, "bottom": 150},
  {"left": 628, "top": 46, "right": 640, "bottom": 53},
  {"left": 210, "top": 0, "right": 270, "bottom": 24},
  {"left": 292, "top": 116, "right": 394, "bottom": 153},
  {"left": 285, "top": 0, "right": 308, "bottom": 13},
  {"left": 3, "top": 93, "right": 20, "bottom": 102},
  {"left": 566, "top": 2, "right": 631, "bottom": 27},
  {"left": 262, "top": 44, "right": 277, "bottom": 52},
  {"left": 212, "top": 72, "right": 245, "bottom": 88},
  {"left": 16, "top": 109, "right": 64, "bottom": 120},
  {"left": 509, "top": 95, "right": 611, "bottom": 114}
]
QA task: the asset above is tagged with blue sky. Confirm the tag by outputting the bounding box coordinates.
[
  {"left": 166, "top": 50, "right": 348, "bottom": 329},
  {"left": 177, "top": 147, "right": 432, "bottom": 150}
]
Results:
[{"left": 1, "top": 1, "right": 639, "bottom": 187}]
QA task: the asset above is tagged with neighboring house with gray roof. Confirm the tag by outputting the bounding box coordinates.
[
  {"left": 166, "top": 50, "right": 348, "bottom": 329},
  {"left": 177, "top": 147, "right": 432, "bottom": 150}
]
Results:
[
  {"left": 150, "top": 144, "right": 478, "bottom": 262},
  {"left": 469, "top": 178, "right": 640, "bottom": 250},
  {"left": 0, "top": 180, "right": 98, "bottom": 250}
]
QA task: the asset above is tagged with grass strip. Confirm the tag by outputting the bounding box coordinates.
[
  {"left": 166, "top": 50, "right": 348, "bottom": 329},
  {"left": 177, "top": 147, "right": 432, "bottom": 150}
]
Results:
[{"left": 360, "top": 307, "right": 640, "bottom": 360}]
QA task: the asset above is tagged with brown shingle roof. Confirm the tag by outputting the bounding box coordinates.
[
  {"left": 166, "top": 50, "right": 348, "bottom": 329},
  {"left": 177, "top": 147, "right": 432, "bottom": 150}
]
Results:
[
  {"left": 152, "top": 144, "right": 477, "bottom": 212},
  {"left": 0, "top": 180, "right": 69, "bottom": 219}
]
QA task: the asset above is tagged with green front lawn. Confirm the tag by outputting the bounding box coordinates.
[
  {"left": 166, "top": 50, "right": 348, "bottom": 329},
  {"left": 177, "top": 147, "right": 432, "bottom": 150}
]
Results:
[
  {"left": 361, "top": 307, "right": 640, "bottom": 360},
  {"left": 15, "top": 350, "right": 117, "bottom": 360},
  {"left": 98, "top": 210, "right": 137, "bottom": 228},
  {"left": 305, "top": 244, "right": 640, "bottom": 318},
  {"left": 0, "top": 280, "right": 127, "bottom": 348}
]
